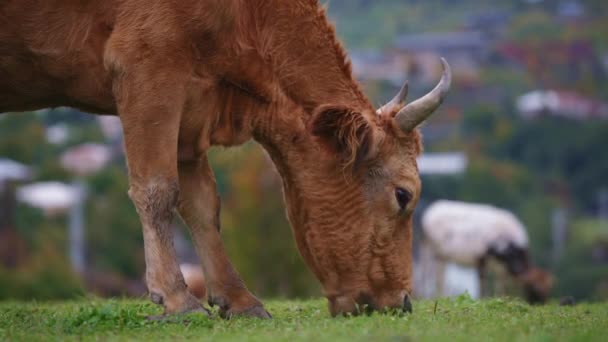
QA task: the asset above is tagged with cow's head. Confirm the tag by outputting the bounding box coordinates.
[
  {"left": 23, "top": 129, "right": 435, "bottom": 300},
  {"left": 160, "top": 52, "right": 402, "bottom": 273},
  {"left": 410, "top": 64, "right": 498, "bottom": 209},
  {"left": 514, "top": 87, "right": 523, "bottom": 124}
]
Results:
[
  {"left": 520, "top": 266, "right": 554, "bottom": 304},
  {"left": 265, "top": 59, "right": 451, "bottom": 316}
]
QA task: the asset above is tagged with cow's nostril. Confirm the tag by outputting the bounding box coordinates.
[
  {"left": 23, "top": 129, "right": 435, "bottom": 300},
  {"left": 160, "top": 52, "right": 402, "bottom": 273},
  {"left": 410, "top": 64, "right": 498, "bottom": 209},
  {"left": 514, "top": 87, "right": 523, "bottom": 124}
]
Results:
[{"left": 402, "top": 294, "right": 413, "bottom": 313}]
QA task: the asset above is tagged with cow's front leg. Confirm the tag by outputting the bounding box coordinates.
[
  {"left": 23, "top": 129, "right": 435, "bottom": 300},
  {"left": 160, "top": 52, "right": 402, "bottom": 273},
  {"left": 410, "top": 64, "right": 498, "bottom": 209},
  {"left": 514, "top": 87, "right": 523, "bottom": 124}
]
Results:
[
  {"left": 178, "top": 157, "right": 271, "bottom": 319},
  {"left": 117, "top": 69, "right": 208, "bottom": 317}
]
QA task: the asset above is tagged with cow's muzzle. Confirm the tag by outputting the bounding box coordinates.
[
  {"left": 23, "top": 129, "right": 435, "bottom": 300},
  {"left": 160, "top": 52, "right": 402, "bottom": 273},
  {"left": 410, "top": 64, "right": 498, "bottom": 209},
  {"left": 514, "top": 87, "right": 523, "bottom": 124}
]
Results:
[{"left": 328, "top": 292, "right": 413, "bottom": 317}]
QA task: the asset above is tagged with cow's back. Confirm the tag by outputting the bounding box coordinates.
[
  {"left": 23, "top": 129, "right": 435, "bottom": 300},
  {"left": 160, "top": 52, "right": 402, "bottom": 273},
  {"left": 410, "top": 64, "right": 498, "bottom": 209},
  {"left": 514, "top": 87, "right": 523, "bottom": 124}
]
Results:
[{"left": 0, "top": 0, "right": 118, "bottom": 114}]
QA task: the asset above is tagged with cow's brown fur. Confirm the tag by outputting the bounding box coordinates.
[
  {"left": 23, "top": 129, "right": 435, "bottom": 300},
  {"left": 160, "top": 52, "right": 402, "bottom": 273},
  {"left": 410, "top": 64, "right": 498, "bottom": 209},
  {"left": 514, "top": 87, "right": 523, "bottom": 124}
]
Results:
[{"left": 1, "top": 0, "right": 430, "bottom": 317}]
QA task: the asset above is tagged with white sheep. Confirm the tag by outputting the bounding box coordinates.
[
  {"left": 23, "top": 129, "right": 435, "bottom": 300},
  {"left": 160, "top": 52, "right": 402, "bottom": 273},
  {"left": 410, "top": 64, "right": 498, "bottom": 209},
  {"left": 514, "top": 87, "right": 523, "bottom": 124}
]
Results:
[{"left": 421, "top": 200, "right": 553, "bottom": 304}]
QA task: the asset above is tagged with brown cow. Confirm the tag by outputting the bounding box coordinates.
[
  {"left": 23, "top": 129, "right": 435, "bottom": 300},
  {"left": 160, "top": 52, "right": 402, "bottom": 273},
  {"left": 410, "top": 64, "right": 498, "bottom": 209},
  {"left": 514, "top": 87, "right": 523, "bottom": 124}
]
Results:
[{"left": 0, "top": 0, "right": 451, "bottom": 318}]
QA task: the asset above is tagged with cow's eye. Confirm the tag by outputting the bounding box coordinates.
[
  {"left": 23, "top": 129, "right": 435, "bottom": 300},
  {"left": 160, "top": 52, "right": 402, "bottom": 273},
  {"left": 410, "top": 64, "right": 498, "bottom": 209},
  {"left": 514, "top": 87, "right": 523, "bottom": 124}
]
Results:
[{"left": 395, "top": 187, "right": 411, "bottom": 210}]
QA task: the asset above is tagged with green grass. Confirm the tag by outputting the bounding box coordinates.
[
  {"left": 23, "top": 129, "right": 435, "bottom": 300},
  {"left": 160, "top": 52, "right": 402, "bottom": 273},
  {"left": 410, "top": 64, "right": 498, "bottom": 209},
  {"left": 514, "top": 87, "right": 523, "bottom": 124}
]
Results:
[{"left": 1, "top": 295, "right": 606, "bottom": 341}]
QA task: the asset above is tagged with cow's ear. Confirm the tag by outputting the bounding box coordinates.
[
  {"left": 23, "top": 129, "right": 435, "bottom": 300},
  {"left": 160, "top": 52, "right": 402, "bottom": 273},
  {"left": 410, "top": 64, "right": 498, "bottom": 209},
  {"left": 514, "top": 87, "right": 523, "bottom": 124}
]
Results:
[{"left": 310, "top": 104, "right": 377, "bottom": 168}]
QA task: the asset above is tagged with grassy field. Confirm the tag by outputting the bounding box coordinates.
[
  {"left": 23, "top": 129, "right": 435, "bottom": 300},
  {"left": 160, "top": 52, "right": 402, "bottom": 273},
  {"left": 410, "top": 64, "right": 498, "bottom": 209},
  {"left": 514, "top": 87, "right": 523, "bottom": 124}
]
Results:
[{"left": 1, "top": 295, "right": 606, "bottom": 341}]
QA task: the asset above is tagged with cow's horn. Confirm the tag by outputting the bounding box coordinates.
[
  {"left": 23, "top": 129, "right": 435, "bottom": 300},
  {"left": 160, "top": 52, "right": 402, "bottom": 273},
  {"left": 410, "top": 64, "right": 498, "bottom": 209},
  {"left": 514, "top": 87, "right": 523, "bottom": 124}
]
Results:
[
  {"left": 394, "top": 58, "right": 451, "bottom": 132},
  {"left": 377, "top": 82, "right": 409, "bottom": 115}
]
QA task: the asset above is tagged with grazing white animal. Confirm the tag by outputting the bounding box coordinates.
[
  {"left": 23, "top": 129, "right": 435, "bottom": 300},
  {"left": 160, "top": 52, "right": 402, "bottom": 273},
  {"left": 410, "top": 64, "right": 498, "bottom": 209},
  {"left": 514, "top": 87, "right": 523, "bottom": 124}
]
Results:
[
  {"left": 422, "top": 200, "right": 528, "bottom": 267},
  {"left": 421, "top": 200, "right": 553, "bottom": 304}
]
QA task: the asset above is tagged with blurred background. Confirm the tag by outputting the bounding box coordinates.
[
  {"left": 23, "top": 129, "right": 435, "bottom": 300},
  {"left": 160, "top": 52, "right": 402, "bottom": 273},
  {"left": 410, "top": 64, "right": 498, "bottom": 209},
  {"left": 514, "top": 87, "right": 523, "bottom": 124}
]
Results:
[{"left": 0, "top": 0, "right": 606, "bottom": 303}]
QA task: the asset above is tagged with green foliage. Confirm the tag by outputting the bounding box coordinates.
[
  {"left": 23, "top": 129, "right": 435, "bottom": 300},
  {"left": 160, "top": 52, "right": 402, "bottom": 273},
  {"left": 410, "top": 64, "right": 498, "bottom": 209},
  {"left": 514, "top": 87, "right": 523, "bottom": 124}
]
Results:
[
  {"left": 85, "top": 166, "right": 143, "bottom": 277},
  {"left": 552, "top": 219, "right": 608, "bottom": 300},
  {"left": 500, "top": 118, "right": 608, "bottom": 212},
  {"left": 0, "top": 112, "right": 49, "bottom": 163},
  {"left": 209, "top": 144, "right": 320, "bottom": 298},
  {"left": 0, "top": 244, "right": 83, "bottom": 300},
  {"left": 1, "top": 199, "right": 84, "bottom": 300},
  {"left": 571, "top": 219, "right": 608, "bottom": 246},
  {"left": 325, "top": 0, "right": 514, "bottom": 48},
  {"left": 0, "top": 298, "right": 607, "bottom": 341},
  {"left": 507, "top": 10, "right": 565, "bottom": 43}
]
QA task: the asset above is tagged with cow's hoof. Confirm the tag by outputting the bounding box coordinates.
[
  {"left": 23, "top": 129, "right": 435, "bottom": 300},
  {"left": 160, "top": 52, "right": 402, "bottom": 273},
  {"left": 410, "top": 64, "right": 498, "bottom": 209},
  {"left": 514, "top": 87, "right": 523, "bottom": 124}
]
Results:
[
  {"left": 146, "top": 306, "right": 211, "bottom": 322},
  {"left": 220, "top": 304, "right": 272, "bottom": 320}
]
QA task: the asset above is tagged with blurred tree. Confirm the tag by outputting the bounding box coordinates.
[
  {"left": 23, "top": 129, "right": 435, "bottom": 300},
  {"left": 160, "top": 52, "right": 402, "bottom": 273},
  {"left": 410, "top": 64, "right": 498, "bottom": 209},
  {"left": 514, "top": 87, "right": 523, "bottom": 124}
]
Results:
[
  {"left": 86, "top": 166, "right": 143, "bottom": 278},
  {"left": 553, "top": 219, "right": 608, "bottom": 301},
  {"left": 0, "top": 112, "right": 49, "bottom": 163},
  {"left": 508, "top": 10, "right": 564, "bottom": 43},
  {"left": 210, "top": 144, "right": 320, "bottom": 298}
]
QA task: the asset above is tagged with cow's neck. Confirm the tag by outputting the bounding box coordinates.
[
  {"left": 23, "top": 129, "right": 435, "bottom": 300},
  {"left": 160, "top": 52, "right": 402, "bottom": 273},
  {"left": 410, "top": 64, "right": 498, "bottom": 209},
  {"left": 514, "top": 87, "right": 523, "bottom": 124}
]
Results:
[
  {"left": 237, "top": 0, "right": 371, "bottom": 114},
  {"left": 236, "top": 0, "right": 376, "bottom": 154},
  {"left": 239, "top": 0, "right": 374, "bottom": 191},
  {"left": 233, "top": 2, "right": 377, "bottom": 280}
]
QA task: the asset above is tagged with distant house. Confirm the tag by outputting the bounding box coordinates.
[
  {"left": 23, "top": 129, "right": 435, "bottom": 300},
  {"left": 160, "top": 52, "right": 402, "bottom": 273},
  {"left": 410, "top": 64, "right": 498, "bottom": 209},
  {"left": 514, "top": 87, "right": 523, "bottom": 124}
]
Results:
[
  {"left": 394, "top": 31, "right": 487, "bottom": 57},
  {"left": 349, "top": 50, "right": 407, "bottom": 86},
  {"left": 498, "top": 40, "right": 596, "bottom": 67},
  {"left": 60, "top": 143, "right": 113, "bottom": 176},
  {"left": 392, "top": 31, "right": 489, "bottom": 85},
  {"left": 417, "top": 152, "right": 468, "bottom": 176},
  {"left": 16, "top": 181, "right": 80, "bottom": 216},
  {"left": 496, "top": 40, "right": 603, "bottom": 85},
  {"left": 516, "top": 90, "right": 608, "bottom": 120},
  {"left": 97, "top": 116, "right": 123, "bottom": 144},
  {"left": 557, "top": 0, "right": 585, "bottom": 21},
  {"left": 45, "top": 124, "right": 70, "bottom": 145},
  {"left": 0, "top": 159, "right": 31, "bottom": 184},
  {"left": 464, "top": 10, "right": 512, "bottom": 39}
]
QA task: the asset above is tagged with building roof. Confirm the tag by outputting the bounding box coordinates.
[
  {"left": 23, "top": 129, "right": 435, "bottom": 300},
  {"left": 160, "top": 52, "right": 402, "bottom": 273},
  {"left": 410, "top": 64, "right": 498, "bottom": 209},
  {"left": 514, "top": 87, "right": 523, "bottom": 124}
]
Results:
[
  {"left": 60, "top": 143, "right": 112, "bottom": 176},
  {"left": 16, "top": 181, "right": 80, "bottom": 212},
  {"left": 0, "top": 159, "right": 32, "bottom": 182},
  {"left": 516, "top": 90, "right": 608, "bottom": 120},
  {"left": 394, "top": 31, "right": 486, "bottom": 52},
  {"left": 417, "top": 152, "right": 468, "bottom": 176}
]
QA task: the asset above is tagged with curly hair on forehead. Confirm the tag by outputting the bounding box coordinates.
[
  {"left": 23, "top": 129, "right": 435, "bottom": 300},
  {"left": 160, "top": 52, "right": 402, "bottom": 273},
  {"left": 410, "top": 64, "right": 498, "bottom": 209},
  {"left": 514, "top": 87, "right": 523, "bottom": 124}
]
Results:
[
  {"left": 379, "top": 115, "right": 424, "bottom": 157},
  {"left": 405, "top": 129, "right": 424, "bottom": 157}
]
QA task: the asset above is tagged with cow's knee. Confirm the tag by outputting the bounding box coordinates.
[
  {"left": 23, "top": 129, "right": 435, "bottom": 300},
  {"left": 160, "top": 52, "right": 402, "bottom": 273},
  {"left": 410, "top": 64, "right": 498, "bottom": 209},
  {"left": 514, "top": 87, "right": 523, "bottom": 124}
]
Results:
[{"left": 128, "top": 179, "right": 179, "bottom": 224}]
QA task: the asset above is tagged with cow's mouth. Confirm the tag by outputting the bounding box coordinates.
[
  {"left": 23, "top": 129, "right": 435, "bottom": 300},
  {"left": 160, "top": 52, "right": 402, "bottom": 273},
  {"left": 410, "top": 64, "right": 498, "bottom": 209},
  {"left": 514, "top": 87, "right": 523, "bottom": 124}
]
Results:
[{"left": 328, "top": 291, "right": 412, "bottom": 317}]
